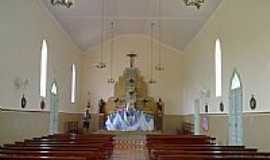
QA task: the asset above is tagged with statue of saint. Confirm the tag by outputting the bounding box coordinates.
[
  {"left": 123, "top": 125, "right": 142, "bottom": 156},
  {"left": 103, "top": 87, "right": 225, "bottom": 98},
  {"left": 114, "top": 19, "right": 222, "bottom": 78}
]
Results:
[
  {"left": 157, "top": 98, "right": 164, "bottom": 114},
  {"left": 83, "top": 103, "right": 91, "bottom": 133},
  {"left": 98, "top": 98, "right": 106, "bottom": 114}
]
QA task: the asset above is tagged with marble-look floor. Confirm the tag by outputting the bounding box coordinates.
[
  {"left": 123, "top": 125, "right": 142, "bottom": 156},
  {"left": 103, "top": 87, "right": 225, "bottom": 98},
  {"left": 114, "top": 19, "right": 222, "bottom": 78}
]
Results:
[{"left": 110, "top": 135, "right": 149, "bottom": 160}]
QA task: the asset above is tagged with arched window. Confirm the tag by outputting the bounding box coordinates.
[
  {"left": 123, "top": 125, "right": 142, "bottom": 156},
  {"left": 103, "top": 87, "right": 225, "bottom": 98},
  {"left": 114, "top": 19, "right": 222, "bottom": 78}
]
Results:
[
  {"left": 51, "top": 82, "right": 58, "bottom": 95},
  {"left": 215, "top": 38, "right": 222, "bottom": 97},
  {"left": 40, "top": 40, "right": 48, "bottom": 98},
  {"left": 71, "top": 64, "right": 77, "bottom": 104},
  {"left": 50, "top": 81, "right": 59, "bottom": 134},
  {"left": 231, "top": 72, "right": 241, "bottom": 90},
  {"left": 229, "top": 70, "right": 243, "bottom": 145}
]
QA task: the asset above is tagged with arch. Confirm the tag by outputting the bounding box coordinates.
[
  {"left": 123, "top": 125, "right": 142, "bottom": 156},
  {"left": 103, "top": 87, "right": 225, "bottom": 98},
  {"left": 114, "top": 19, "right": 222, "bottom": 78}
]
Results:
[
  {"left": 228, "top": 70, "right": 243, "bottom": 145},
  {"left": 49, "top": 80, "right": 59, "bottom": 134}
]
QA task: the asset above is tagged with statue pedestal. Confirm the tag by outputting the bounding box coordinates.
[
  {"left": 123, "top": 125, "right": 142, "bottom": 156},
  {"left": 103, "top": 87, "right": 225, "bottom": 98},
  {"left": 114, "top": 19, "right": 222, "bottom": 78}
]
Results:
[
  {"left": 99, "top": 113, "right": 105, "bottom": 130},
  {"left": 155, "top": 114, "right": 163, "bottom": 131}
]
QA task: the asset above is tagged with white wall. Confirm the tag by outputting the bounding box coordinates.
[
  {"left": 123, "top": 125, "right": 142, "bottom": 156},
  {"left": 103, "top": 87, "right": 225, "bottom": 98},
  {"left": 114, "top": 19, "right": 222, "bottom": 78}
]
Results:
[
  {"left": 0, "top": 0, "right": 82, "bottom": 113},
  {"left": 183, "top": 0, "right": 270, "bottom": 114},
  {"left": 80, "top": 34, "right": 184, "bottom": 115}
]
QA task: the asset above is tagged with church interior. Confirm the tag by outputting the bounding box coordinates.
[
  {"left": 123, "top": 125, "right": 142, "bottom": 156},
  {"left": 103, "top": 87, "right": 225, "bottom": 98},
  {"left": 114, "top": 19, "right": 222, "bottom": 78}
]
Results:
[{"left": 1, "top": 0, "right": 270, "bottom": 159}]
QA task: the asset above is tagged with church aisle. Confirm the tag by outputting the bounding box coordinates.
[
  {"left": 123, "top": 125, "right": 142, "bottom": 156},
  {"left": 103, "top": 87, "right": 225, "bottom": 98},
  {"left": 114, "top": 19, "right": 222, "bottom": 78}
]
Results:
[{"left": 111, "top": 135, "right": 149, "bottom": 160}]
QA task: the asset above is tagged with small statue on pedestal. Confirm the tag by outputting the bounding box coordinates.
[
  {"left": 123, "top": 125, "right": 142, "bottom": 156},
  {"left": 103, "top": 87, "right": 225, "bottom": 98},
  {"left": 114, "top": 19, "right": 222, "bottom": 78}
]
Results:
[
  {"left": 83, "top": 102, "right": 91, "bottom": 133},
  {"left": 98, "top": 98, "right": 106, "bottom": 114},
  {"left": 157, "top": 98, "right": 164, "bottom": 114}
]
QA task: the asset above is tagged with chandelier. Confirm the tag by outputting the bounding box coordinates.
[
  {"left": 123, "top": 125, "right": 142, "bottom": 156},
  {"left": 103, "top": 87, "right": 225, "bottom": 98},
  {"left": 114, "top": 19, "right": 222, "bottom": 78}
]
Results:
[
  {"left": 183, "top": 0, "right": 205, "bottom": 9},
  {"left": 51, "top": 0, "right": 74, "bottom": 8},
  {"left": 155, "top": 0, "right": 164, "bottom": 71},
  {"left": 96, "top": 0, "right": 106, "bottom": 69},
  {"left": 107, "top": 21, "right": 116, "bottom": 84},
  {"left": 148, "top": 22, "right": 157, "bottom": 84}
]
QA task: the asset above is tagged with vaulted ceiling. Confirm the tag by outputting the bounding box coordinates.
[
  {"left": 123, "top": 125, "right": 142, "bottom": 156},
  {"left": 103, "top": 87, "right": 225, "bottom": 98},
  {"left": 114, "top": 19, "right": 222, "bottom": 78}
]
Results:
[{"left": 42, "top": 0, "right": 222, "bottom": 52}]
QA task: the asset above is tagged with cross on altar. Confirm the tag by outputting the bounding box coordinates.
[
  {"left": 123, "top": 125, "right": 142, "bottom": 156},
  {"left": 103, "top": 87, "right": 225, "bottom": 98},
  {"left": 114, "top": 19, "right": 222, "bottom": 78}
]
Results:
[{"left": 127, "top": 52, "right": 137, "bottom": 68}]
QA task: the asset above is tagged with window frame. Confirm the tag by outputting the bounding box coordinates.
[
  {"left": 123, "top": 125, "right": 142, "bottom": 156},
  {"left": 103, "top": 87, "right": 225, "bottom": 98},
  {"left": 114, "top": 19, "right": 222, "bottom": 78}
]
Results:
[
  {"left": 71, "top": 64, "right": 77, "bottom": 104},
  {"left": 215, "top": 38, "right": 222, "bottom": 97},
  {"left": 40, "top": 39, "right": 48, "bottom": 98}
]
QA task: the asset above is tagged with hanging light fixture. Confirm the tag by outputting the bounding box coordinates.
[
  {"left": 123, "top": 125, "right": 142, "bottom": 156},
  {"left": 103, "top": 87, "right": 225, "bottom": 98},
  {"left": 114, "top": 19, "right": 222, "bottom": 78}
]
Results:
[
  {"left": 149, "top": 22, "right": 157, "bottom": 84},
  {"left": 183, "top": 0, "right": 205, "bottom": 9},
  {"left": 51, "top": 0, "right": 74, "bottom": 8},
  {"left": 155, "top": 0, "right": 164, "bottom": 71},
  {"left": 96, "top": 0, "right": 106, "bottom": 69},
  {"left": 107, "top": 21, "right": 115, "bottom": 84}
]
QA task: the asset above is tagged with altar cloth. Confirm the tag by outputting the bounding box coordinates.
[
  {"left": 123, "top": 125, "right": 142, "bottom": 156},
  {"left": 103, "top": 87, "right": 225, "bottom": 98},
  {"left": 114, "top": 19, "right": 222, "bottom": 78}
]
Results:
[{"left": 105, "top": 109, "right": 154, "bottom": 131}]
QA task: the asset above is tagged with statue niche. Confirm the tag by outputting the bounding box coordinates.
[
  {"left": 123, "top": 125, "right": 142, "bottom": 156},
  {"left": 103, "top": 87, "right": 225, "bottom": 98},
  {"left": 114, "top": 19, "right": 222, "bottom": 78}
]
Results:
[{"left": 102, "top": 53, "right": 162, "bottom": 131}]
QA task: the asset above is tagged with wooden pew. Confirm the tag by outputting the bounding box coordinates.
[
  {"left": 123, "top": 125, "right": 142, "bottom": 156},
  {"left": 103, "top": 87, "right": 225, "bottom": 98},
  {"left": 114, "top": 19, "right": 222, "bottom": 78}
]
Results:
[
  {"left": 157, "top": 154, "right": 270, "bottom": 160},
  {"left": 39, "top": 134, "right": 114, "bottom": 139},
  {"left": 1, "top": 144, "right": 109, "bottom": 159},
  {"left": 1, "top": 146, "right": 101, "bottom": 151},
  {"left": 151, "top": 150, "right": 270, "bottom": 160},
  {"left": 0, "top": 154, "right": 87, "bottom": 160},
  {"left": 146, "top": 134, "right": 270, "bottom": 160},
  {"left": 1, "top": 133, "right": 115, "bottom": 160},
  {"left": 11, "top": 143, "right": 105, "bottom": 147},
  {"left": 0, "top": 150, "right": 101, "bottom": 160},
  {"left": 146, "top": 135, "right": 216, "bottom": 145},
  {"left": 25, "top": 134, "right": 114, "bottom": 153},
  {"left": 28, "top": 137, "right": 113, "bottom": 142}
]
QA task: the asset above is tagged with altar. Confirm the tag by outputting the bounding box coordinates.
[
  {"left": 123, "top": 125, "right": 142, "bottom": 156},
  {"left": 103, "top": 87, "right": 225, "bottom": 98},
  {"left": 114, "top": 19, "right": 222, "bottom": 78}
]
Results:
[
  {"left": 105, "top": 108, "right": 154, "bottom": 131},
  {"left": 99, "top": 53, "right": 163, "bottom": 131}
]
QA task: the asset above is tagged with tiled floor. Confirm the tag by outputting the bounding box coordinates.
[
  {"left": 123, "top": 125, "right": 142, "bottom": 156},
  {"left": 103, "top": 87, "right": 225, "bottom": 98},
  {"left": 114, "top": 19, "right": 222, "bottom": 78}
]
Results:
[{"left": 111, "top": 135, "right": 149, "bottom": 160}]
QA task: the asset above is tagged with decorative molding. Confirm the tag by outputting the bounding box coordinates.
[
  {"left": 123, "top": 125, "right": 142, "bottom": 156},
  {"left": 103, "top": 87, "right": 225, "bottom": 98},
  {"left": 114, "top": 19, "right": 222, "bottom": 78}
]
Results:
[
  {"left": 177, "top": 111, "right": 270, "bottom": 117},
  {"left": 0, "top": 107, "right": 49, "bottom": 113},
  {"left": 0, "top": 106, "right": 83, "bottom": 114},
  {"left": 2, "top": 106, "right": 270, "bottom": 117}
]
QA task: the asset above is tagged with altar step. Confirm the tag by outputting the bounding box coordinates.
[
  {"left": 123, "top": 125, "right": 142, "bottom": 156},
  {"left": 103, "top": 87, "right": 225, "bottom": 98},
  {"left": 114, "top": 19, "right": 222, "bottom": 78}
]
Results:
[{"left": 110, "top": 135, "right": 149, "bottom": 160}]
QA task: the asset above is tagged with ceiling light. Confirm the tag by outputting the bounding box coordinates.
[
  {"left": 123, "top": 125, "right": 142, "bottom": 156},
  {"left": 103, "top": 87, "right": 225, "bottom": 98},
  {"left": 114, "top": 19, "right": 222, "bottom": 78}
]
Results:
[
  {"left": 96, "top": 0, "right": 106, "bottom": 69},
  {"left": 155, "top": 0, "right": 165, "bottom": 72},
  {"left": 183, "top": 0, "right": 205, "bottom": 9},
  {"left": 51, "top": 0, "right": 74, "bottom": 8},
  {"left": 96, "top": 62, "right": 106, "bottom": 69},
  {"left": 108, "top": 21, "right": 116, "bottom": 84},
  {"left": 148, "top": 22, "right": 157, "bottom": 84}
]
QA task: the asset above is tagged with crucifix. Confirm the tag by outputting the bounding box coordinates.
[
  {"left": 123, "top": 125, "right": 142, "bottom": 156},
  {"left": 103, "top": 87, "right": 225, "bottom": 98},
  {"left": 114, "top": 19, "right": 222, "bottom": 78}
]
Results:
[{"left": 127, "top": 52, "right": 137, "bottom": 68}]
